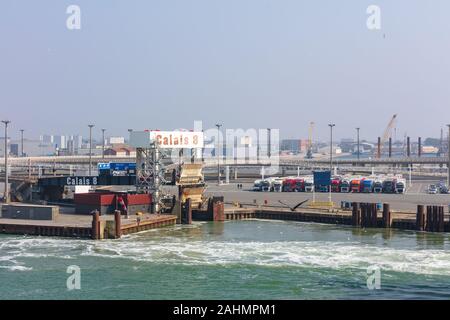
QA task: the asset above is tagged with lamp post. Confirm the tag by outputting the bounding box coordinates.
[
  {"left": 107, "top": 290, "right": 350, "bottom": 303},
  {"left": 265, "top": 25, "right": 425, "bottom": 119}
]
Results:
[
  {"left": 447, "top": 124, "right": 450, "bottom": 186},
  {"left": 2, "top": 120, "right": 10, "bottom": 203},
  {"left": 328, "top": 123, "right": 335, "bottom": 204},
  {"left": 267, "top": 128, "right": 271, "bottom": 158},
  {"left": 88, "top": 124, "right": 94, "bottom": 176},
  {"left": 356, "top": 127, "right": 360, "bottom": 160},
  {"left": 215, "top": 124, "right": 222, "bottom": 185},
  {"left": 328, "top": 124, "right": 335, "bottom": 172},
  {"left": 101, "top": 128, "right": 106, "bottom": 159},
  {"left": 20, "top": 129, "right": 24, "bottom": 157}
]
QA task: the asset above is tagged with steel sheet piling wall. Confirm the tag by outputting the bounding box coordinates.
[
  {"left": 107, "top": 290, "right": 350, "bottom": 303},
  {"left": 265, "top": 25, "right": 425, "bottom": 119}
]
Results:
[
  {"left": 352, "top": 202, "right": 360, "bottom": 226},
  {"left": 416, "top": 205, "right": 425, "bottom": 231},
  {"left": 383, "top": 203, "right": 391, "bottom": 228}
]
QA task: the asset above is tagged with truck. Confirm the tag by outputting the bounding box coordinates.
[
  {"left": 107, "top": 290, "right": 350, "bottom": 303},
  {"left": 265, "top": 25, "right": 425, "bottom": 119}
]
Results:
[
  {"left": 382, "top": 178, "right": 397, "bottom": 194},
  {"left": 340, "top": 179, "right": 350, "bottom": 193},
  {"left": 282, "top": 178, "right": 294, "bottom": 192},
  {"left": 271, "top": 178, "right": 284, "bottom": 192},
  {"left": 261, "top": 179, "right": 271, "bottom": 192},
  {"left": 395, "top": 179, "right": 406, "bottom": 194},
  {"left": 350, "top": 179, "right": 361, "bottom": 193},
  {"left": 253, "top": 180, "right": 263, "bottom": 191},
  {"left": 304, "top": 177, "right": 314, "bottom": 192},
  {"left": 361, "top": 179, "right": 374, "bottom": 193},
  {"left": 282, "top": 178, "right": 304, "bottom": 192},
  {"left": 331, "top": 177, "right": 341, "bottom": 193},
  {"left": 373, "top": 179, "right": 383, "bottom": 193}
]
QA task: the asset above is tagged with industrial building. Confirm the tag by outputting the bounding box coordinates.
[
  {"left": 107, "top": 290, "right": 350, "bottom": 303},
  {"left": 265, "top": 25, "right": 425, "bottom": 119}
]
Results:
[{"left": 280, "top": 139, "right": 308, "bottom": 154}]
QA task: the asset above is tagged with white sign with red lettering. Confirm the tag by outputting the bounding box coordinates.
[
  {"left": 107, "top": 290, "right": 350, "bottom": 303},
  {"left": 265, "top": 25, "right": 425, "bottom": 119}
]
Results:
[
  {"left": 151, "top": 131, "right": 204, "bottom": 148},
  {"left": 130, "top": 130, "right": 204, "bottom": 148}
]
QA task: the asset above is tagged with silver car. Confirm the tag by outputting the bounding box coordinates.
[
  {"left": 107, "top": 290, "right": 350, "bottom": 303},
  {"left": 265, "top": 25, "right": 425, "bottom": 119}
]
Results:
[{"left": 428, "top": 185, "right": 438, "bottom": 194}]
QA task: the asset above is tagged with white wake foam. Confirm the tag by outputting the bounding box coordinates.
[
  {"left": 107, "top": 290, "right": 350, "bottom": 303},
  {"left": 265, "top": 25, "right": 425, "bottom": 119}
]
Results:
[{"left": 2, "top": 229, "right": 450, "bottom": 276}]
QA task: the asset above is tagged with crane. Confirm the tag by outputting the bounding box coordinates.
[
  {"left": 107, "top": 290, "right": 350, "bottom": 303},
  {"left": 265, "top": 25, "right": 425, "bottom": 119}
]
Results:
[
  {"left": 306, "top": 121, "right": 315, "bottom": 159},
  {"left": 378, "top": 114, "right": 397, "bottom": 158}
]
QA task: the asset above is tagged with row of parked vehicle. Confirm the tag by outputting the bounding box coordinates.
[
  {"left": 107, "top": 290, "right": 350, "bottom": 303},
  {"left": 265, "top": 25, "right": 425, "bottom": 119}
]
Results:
[
  {"left": 253, "top": 175, "right": 407, "bottom": 194},
  {"left": 427, "top": 182, "right": 449, "bottom": 194}
]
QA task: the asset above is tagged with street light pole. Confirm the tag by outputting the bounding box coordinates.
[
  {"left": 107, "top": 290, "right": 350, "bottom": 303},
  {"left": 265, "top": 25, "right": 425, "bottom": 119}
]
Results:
[
  {"left": 328, "top": 124, "right": 335, "bottom": 204},
  {"left": 101, "top": 128, "right": 106, "bottom": 159},
  {"left": 267, "top": 128, "right": 271, "bottom": 158},
  {"left": 88, "top": 124, "right": 94, "bottom": 176},
  {"left": 215, "top": 124, "right": 222, "bottom": 185},
  {"left": 328, "top": 124, "right": 335, "bottom": 172},
  {"left": 2, "top": 120, "right": 10, "bottom": 203},
  {"left": 447, "top": 124, "right": 450, "bottom": 186},
  {"left": 356, "top": 127, "right": 360, "bottom": 160},
  {"left": 20, "top": 129, "right": 24, "bottom": 157}
]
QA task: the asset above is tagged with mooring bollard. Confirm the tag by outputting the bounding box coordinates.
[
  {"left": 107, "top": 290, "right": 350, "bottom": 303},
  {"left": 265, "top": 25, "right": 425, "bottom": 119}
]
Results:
[
  {"left": 416, "top": 205, "right": 425, "bottom": 231},
  {"left": 383, "top": 203, "right": 391, "bottom": 228},
  {"left": 91, "top": 210, "right": 100, "bottom": 240},
  {"left": 114, "top": 210, "right": 122, "bottom": 239},
  {"left": 213, "top": 201, "right": 225, "bottom": 222}
]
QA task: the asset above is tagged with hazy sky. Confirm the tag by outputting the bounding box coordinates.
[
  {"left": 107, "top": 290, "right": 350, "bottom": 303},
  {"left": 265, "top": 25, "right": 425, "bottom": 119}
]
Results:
[{"left": 1, "top": 1, "right": 450, "bottom": 141}]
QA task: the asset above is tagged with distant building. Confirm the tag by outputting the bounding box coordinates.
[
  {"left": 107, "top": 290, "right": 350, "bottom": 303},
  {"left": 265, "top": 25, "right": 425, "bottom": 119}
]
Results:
[
  {"left": 40, "top": 134, "right": 53, "bottom": 144},
  {"left": 339, "top": 138, "right": 355, "bottom": 153},
  {"left": 10, "top": 144, "right": 19, "bottom": 156},
  {"left": 67, "top": 135, "right": 83, "bottom": 150},
  {"left": 104, "top": 145, "right": 136, "bottom": 157},
  {"left": 109, "top": 137, "right": 125, "bottom": 145},
  {"left": 422, "top": 146, "right": 439, "bottom": 154},
  {"left": 40, "top": 134, "right": 83, "bottom": 155},
  {"left": 9, "top": 139, "right": 54, "bottom": 156},
  {"left": 53, "top": 135, "right": 66, "bottom": 149},
  {"left": 281, "top": 139, "right": 308, "bottom": 153}
]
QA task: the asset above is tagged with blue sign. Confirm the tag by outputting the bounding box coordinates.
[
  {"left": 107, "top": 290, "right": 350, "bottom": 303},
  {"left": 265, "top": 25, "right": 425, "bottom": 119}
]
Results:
[
  {"left": 110, "top": 162, "right": 136, "bottom": 171},
  {"left": 98, "top": 163, "right": 111, "bottom": 170},
  {"left": 313, "top": 171, "right": 331, "bottom": 186},
  {"left": 98, "top": 162, "right": 136, "bottom": 171}
]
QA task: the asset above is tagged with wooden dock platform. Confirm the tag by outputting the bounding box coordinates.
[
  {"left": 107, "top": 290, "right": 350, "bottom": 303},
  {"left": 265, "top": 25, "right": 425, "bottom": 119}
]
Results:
[
  {"left": 0, "top": 212, "right": 177, "bottom": 239},
  {"left": 224, "top": 203, "right": 449, "bottom": 232}
]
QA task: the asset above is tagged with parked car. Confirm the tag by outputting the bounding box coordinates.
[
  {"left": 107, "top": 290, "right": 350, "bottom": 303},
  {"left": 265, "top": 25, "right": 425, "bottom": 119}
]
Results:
[
  {"left": 439, "top": 185, "right": 449, "bottom": 194},
  {"left": 427, "top": 184, "right": 438, "bottom": 194}
]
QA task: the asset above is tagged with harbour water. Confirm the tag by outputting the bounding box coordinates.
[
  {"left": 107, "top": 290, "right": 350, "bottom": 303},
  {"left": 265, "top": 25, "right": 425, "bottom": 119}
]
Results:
[{"left": 1, "top": 220, "right": 450, "bottom": 300}]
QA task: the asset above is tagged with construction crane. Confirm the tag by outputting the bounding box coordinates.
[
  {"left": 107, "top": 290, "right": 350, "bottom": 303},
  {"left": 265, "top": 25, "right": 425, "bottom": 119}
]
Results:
[
  {"left": 378, "top": 114, "right": 397, "bottom": 158},
  {"left": 306, "top": 121, "right": 315, "bottom": 159}
]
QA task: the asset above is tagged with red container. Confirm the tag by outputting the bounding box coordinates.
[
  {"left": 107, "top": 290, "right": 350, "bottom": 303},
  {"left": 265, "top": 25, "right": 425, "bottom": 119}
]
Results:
[
  {"left": 124, "top": 194, "right": 152, "bottom": 205},
  {"left": 75, "top": 192, "right": 152, "bottom": 207},
  {"left": 74, "top": 193, "right": 116, "bottom": 206}
]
